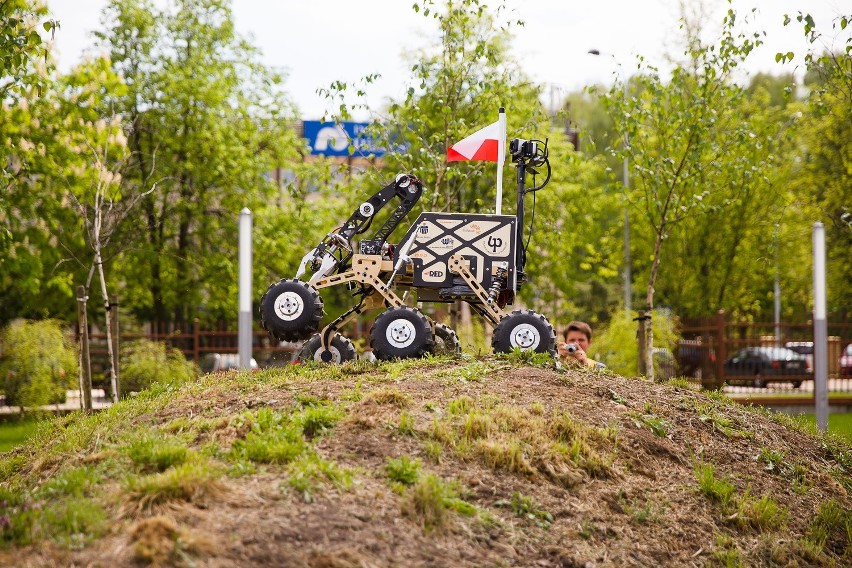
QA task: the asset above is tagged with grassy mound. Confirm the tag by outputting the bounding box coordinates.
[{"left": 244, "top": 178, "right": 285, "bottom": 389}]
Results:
[{"left": 0, "top": 355, "right": 850, "bottom": 566}]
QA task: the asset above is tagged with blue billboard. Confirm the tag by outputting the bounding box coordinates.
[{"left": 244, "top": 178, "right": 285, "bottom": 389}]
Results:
[{"left": 303, "top": 121, "right": 402, "bottom": 158}]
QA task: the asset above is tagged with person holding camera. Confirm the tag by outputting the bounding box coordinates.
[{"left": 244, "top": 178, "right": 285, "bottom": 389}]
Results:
[{"left": 558, "top": 321, "right": 606, "bottom": 369}]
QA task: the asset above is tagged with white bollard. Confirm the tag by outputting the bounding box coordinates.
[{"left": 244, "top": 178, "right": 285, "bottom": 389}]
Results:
[
  {"left": 239, "top": 208, "right": 253, "bottom": 370},
  {"left": 812, "top": 222, "right": 828, "bottom": 432}
]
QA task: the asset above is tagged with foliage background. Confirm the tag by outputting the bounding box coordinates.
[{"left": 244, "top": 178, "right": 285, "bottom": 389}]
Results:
[{"left": 0, "top": 0, "right": 849, "bottom": 360}]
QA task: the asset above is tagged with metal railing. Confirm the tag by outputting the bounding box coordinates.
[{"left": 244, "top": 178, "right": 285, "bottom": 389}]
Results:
[{"left": 678, "top": 311, "right": 851, "bottom": 402}]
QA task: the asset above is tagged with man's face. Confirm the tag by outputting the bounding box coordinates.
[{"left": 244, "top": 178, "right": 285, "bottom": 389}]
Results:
[{"left": 565, "top": 330, "right": 590, "bottom": 351}]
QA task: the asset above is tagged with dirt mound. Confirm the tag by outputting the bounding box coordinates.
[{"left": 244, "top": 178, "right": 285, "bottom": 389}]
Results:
[{"left": 0, "top": 357, "right": 850, "bottom": 567}]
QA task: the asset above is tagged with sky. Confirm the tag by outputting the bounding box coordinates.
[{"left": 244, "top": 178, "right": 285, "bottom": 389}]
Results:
[{"left": 46, "top": 0, "right": 850, "bottom": 120}]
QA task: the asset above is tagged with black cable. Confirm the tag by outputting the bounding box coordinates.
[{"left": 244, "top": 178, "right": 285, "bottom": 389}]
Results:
[{"left": 524, "top": 188, "right": 536, "bottom": 257}]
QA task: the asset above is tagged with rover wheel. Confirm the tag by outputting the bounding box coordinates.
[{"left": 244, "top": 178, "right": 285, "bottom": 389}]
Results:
[
  {"left": 492, "top": 309, "right": 556, "bottom": 356},
  {"left": 300, "top": 333, "right": 356, "bottom": 364},
  {"left": 371, "top": 307, "right": 434, "bottom": 360},
  {"left": 260, "top": 278, "right": 324, "bottom": 342},
  {"left": 434, "top": 322, "right": 461, "bottom": 355}
]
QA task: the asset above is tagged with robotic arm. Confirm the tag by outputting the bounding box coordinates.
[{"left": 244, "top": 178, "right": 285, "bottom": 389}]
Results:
[{"left": 297, "top": 173, "right": 423, "bottom": 283}]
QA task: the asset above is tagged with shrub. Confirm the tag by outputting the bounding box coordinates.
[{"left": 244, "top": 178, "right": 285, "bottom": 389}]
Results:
[
  {"left": 591, "top": 309, "right": 680, "bottom": 377},
  {"left": 0, "top": 319, "right": 77, "bottom": 408},
  {"left": 120, "top": 340, "right": 195, "bottom": 395}
]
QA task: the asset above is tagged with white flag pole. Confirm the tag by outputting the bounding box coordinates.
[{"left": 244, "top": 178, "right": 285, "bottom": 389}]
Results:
[{"left": 496, "top": 107, "right": 506, "bottom": 215}]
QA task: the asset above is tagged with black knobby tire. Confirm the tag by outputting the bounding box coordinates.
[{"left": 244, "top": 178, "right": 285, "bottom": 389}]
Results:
[
  {"left": 492, "top": 309, "right": 556, "bottom": 356},
  {"left": 434, "top": 322, "right": 461, "bottom": 356},
  {"left": 260, "top": 278, "right": 324, "bottom": 342},
  {"left": 370, "top": 307, "right": 434, "bottom": 360},
  {"left": 300, "top": 333, "right": 357, "bottom": 364}
]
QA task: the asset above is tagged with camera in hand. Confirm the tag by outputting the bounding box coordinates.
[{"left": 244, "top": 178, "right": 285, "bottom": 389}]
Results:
[{"left": 564, "top": 343, "right": 578, "bottom": 354}]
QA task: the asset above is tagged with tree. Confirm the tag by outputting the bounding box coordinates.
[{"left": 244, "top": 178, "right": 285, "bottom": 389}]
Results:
[
  {"left": 321, "top": 0, "right": 622, "bottom": 328},
  {"left": 0, "top": 319, "right": 77, "bottom": 409},
  {"left": 779, "top": 11, "right": 852, "bottom": 319},
  {"left": 0, "top": 0, "right": 56, "bottom": 99},
  {"left": 601, "top": 4, "right": 779, "bottom": 378},
  {"left": 97, "top": 0, "right": 303, "bottom": 326},
  {"left": 1, "top": 0, "right": 58, "bottom": 260},
  {"left": 654, "top": 91, "right": 807, "bottom": 321}
]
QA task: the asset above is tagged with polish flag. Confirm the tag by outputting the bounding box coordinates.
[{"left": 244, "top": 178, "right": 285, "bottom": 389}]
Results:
[{"left": 447, "top": 120, "right": 502, "bottom": 162}]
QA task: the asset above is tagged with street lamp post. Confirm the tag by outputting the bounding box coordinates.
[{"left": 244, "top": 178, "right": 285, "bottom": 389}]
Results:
[{"left": 589, "top": 49, "right": 631, "bottom": 313}]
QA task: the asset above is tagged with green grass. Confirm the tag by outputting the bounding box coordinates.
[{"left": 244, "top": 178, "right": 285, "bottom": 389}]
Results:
[
  {"left": 0, "top": 419, "right": 41, "bottom": 453},
  {"left": 796, "top": 413, "right": 852, "bottom": 443}
]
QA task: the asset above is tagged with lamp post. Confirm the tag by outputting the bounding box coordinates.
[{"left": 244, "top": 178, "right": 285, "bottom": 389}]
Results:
[{"left": 589, "top": 49, "right": 631, "bottom": 313}]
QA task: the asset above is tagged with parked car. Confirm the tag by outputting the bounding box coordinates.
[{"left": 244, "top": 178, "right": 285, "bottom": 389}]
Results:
[
  {"left": 841, "top": 344, "right": 852, "bottom": 377},
  {"left": 724, "top": 347, "right": 808, "bottom": 388},
  {"left": 199, "top": 353, "right": 259, "bottom": 373},
  {"left": 784, "top": 341, "right": 814, "bottom": 373}
]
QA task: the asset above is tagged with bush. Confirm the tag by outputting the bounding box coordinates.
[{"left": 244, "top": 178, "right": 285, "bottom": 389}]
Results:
[
  {"left": 120, "top": 340, "right": 195, "bottom": 396},
  {"left": 590, "top": 309, "right": 680, "bottom": 377},
  {"left": 0, "top": 320, "right": 78, "bottom": 408}
]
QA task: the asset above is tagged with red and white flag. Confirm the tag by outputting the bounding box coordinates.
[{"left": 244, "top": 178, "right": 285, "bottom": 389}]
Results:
[{"left": 447, "top": 120, "right": 502, "bottom": 162}]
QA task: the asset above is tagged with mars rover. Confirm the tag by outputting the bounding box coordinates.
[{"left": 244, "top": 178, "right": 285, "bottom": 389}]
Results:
[{"left": 260, "top": 137, "right": 557, "bottom": 363}]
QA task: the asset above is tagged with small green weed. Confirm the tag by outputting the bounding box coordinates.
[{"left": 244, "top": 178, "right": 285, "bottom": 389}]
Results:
[
  {"left": 125, "top": 460, "right": 224, "bottom": 512},
  {"left": 500, "top": 348, "right": 554, "bottom": 367},
  {"left": 791, "top": 463, "right": 811, "bottom": 494},
  {"left": 448, "top": 396, "right": 474, "bottom": 415},
  {"left": 695, "top": 462, "right": 735, "bottom": 510},
  {"left": 463, "top": 411, "right": 495, "bottom": 440},
  {"left": 549, "top": 411, "right": 583, "bottom": 443},
  {"left": 287, "top": 453, "right": 353, "bottom": 502},
  {"left": 631, "top": 411, "right": 670, "bottom": 438},
  {"left": 578, "top": 518, "right": 596, "bottom": 540},
  {"left": 126, "top": 434, "right": 189, "bottom": 473},
  {"left": 341, "top": 383, "right": 363, "bottom": 402},
  {"left": 736, "top": 492, "right": 788, "bottom": 531},
  {"left": 231, "top": 428, "right": 306, "bottom": 465},
  {"left": 619, "top": 492, "right": 664, "bottom": 525},
  {"left": 666, "top": 377, "right": 692, "bottom": 390},
  {"left": 447, "top": 360, "right": 493, "bottom": 383},
  {"left": 398, "top": 412, "right": 416, "bottom": 436},
  {"left": 712, "top": 533, "right": 742, "bottom": 567},
  {"left": 38, "top": 466, "right": 99, "bottom": 498},
  {"left": 805, "top": 499, "right": 852, "bottom": 555},
  {"left": 494, "top": 492, "right": 553, "bottom": 528},
  {"left": 295, "top": 393, "right": 328, "bottom": 407},
  {"left": 42, "top": 497, "right": 107, "bottom": 548},
  {"left": 401, "top": 473, "right": 475, "bottom": 532},
  {"left": 696, "top": 403, "right": 751, "bottom": 438},
  {"left": 756, "top": 447, "right": 786, "bottom": 475},
  {"left": 295, "top": 404, "right": 344, "bottom": 437},
  {"left": 385, "top": 456, "right": 421, "bottom": 485},
  {"left": 423, "top": 440, "right": 442, "bottom": 463},
  {"left": 0, "top": 455, "right": 26, "bottom": 483},
  {"left": 608, "top": 389, "right": 627, "bottom": 405}
]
